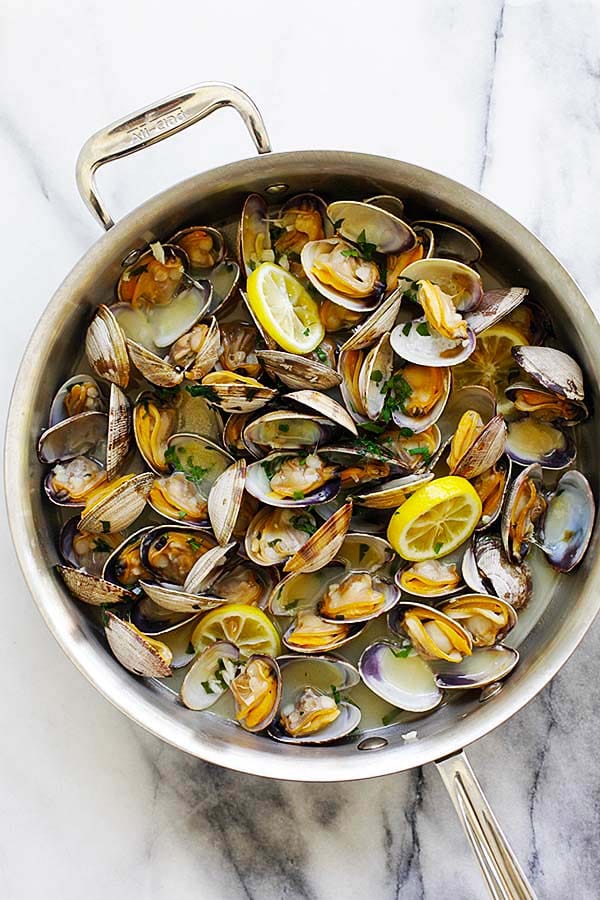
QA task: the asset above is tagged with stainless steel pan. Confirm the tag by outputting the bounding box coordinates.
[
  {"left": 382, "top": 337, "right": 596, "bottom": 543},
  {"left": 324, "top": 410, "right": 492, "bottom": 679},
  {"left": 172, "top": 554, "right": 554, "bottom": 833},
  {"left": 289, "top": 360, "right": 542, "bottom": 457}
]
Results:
[{"left": 7, "top": 82, "right": 600, "bottom": 900}]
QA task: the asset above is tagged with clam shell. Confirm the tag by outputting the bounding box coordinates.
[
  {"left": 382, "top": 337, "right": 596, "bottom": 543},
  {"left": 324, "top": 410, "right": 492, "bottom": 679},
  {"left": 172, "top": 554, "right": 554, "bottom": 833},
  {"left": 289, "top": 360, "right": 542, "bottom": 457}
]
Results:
[
  {"left": 505, "top": 416, "right": 576, "bottom": 469},
  {"left": 139, "top": 580, "right": 227, "bottom": 614},
  {"left": 282, "top": 615, "right": 366, "bottom": 654},
  {"left": 205, "top": 259, "right": 241, "bottom": 316},
  {"left": 474, "top": 453, "right": 512, "bottom": 531},
  {"left": 199, "top": 376, "right": 278, "bottom": 414},
  {"left": 512, "top": 345, "right": 585, "bottom": 402},
  {"left": 176, "top": 317, "right": 221, "bottom": 381},
  {"left": 56, "top": 564, "right": 135, "bottom": 606},
  {"left": 339, "top": 286, "right": 404, "bottom": 352},
  {"left": 256, "top": 350, "right": 342, "bottom": 390},
  {"left": 269, "top": 698, "right": 361, "bottom": 744},
  {"left": 239, "top": 193, "right": 271, "bottom": 276},
  {"left": 170, "top": 225, "right": 225, "bottom": 272},
  {"left": 283, "top": 501, "right": 353, "bottom": 574},
  {"left": 390, "top": 316, "right": 476, "bottom": 367},
  {"left": 354, "top": 471, "right": 435, "bottom": 509},
  {"left": 318, "top": 574, "right": 400, "bottom": 623},
  {"left": 501, "top": 463, "right": 544, "bottom": 564},
  {"left": 85, "top": 304, "right": 130, "bottom": 388},
  {"left": 364, "top": 194, "right": 405, "bottom": 217},
  {"left": 334, "top": 532, "right": 393, "bottom": 572},
  {"left": 106, "top": 384, "right": 131, "bottom": 480},
  {"left": 436, "top": 385, "right": 496, "bottom": 445},
  {"left": 359, "top": 641, "right": 443, "bottom": 713},
  {"left": 327, "top": 200, "right": 416, "bottom": 253},
  {"left": 78, "top": 472, "right": 154, "bottom": 534},
  {"left": 104, "top": 611, "right": 173, "bottom": 677},
  {"left": 284, "top": 390, "right": 358, "bottom": 436},
  {"left": 59, "top": 516, "right": 123, "bottom": 575},
  {"left": 410, "top": 220, "right": 482, "bottom": 265},
  {"left": 504, "top": 382, "right": 588, "bottom": 425},
  {"left": 301, "top": 238, "right": 383, "bottom": 310},
  {"left": 242, "top": 411, "right": 336, "bottom": 457},
  {"left": 232, "top": 654, "right": 282, "bottom": 733},
  {"left": 49, "top": 374, "right": 105, "bottom": 427},
  {"left": 184, "top": 542, "right": 238, "bottom": 594},
  {"left": 400, "top": 258, "right": 483, "bottom": 312},
  {"left": 440, "top": 593, "right": 518, "bottom": 646},
  {"left": 387, "top": 602, "right": 473, "bottom": 662},
  {"left": 140, "top": 525, "right": 218, "bottom": 583},
  {"left": 245, "top": 452, "right": 341, "bottom": 508},
  {"left": 130, "top": 595, "right": 198, "bottom": 638},
  {"left": 208, "top": 460, "right": 247, "bottom": 545},
  {"left": 473, "top": 533, "right": 532, "bottom": 609},
  {"left": 38, "top": 411, "right": 107, "bottom": 464},
  {"left": 180, "top": 642, "right": 240, "bottom": 710},
  {"left": 102, "top": 525, "right": 154, "bottom": 590},
  {"left": 389, "top": 364, "right": 452, "bottom": 434},
  {"left": 126, "top": 339, "right": 183, "bottom": 388},
  {"left": 461, "top": 543, "right": 489, "bottom": 594},
  {"left": 465, "top": 287, "right": 528, "bottom": 334},
  {"left": 433, "top": 646, "right": 519, "bottom": 690},
  {"left": 541, "top": 470, "right": 595, "bottom": 573},
  {"left": 451, "top": 414, "right": 507, "bottom": 480},
  {"left": 358, "top": 333, "right": 394, "bottom": 420}
]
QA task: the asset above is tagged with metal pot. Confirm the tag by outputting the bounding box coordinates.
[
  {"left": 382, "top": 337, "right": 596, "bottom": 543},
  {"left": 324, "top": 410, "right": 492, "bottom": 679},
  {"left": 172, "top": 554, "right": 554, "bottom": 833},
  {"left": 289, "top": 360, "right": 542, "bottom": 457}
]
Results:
[{"left": 6, "top": 82, "right": 599, "bottom": 900}]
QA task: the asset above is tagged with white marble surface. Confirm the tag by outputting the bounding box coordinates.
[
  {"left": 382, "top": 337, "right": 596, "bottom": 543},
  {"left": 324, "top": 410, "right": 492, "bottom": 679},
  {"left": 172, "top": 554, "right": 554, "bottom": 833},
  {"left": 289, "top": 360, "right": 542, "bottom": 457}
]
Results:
[{"left": 2, "top": 0, "right": 600, "bottom": 897}]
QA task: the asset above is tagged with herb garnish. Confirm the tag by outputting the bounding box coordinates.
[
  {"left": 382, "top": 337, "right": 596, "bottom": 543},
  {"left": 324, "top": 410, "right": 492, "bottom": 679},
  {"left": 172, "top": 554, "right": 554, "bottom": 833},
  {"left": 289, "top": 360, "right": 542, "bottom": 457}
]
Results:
[
  {"left": 92, "top": 538, "right": 113, "bottom": 553},
  {"left": 261, "top": 456, "right": 285, "bottom": 481},
  {"left": 187, "top": 537, "right": 202, "bottom": 551},
  {"left": 356, "top": 229, "right": 377, "bottom": 261},
  {"left": 358, "top": 542, "right": 369, "bottom": 562},
  {"left": 341, "top": 248, "right": 359, "bottom": 258},
  {"left": 433, "top": 541, "right": 444, "bottom": 555},
  {"left": 278, "top": 423, "right": 290, "bottom": 433},
  {"left": 331, "top": 685, "right": 341, "bottom": 704},
  {"left": 101, "top": 521, "right": 111, "bottom": 533},
  {"left": 315, "top": 346, "right": 328, "bottom": 364},
  {"left": 292, "top": 490, "right": 305, "bottom": 500},
  {"left": 390, "top": 646, "right": 411, "bottom": 658},
  {"left": 186, "top": 642, "right": 195, "bottom": 655},
  {"left": 185, "top": 384, "right": 219, "bottom": 403},
  {"left": 416, "top": 322, "right": 430, "bottom": 336},
  {"left": 380, "top": 373, "right": 413, "bottom": 423},
  {"left": 408, "top": 446, "right": 431, "bottom": 463},
  {"left": 370, "top": 370, "right": 383, "bottom": 384},
  {"left": 201, "top": 681, "right": 215, "bottom": 694},
  {"left": 402, "top": 321, "right": 412, "bottom": 336},
  {"left": 289, "top": 512, "right": 318, "bottom": 536}
]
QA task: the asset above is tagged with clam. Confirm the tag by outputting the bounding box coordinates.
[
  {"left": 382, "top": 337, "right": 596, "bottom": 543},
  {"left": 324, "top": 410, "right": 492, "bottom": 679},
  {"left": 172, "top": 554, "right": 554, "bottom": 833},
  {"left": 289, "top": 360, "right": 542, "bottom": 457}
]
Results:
[
  {"left": 169, "top": 318, "right": 221, "bottom": 380},
  {"left": 211, "top": 561, "right": 277, "bottom": 609},
  {"left": 140, "top": 526, "right": 218, "bottom": 585},
  {"left": 180, "top": 642, "right": 240, "bottom": 710},
  {"left": 218, "top": 320, "right": 261, "bottom": 378},
  {"left": 354, "top": 470, "right": 435, "bottom": 509},
  {"left": 133, "top": 391, "right": 178, "bottom": 473},
  {"left": 448, "top": 412, "right": 507, "bottom": 480},
  {"left": 440, "top": 594, "right": 517, "bottom": 647},
  {"left": 269, "top": 655, "right": 361, "bottom": 744},
  {"left": 170, "top": 226, "right": 225, "bottom": 272},
  {"left": 106, "top": 384, "right": 131, "bottom": 479},
  {"left": 356, "top": 333, "right": 394, "bottom": 421},
  {"left": 436, "top": 385, "right": 497, "bottom": 445},
  {"left": 140, "top": 543, "right": 237, "bottom": 614},
  {"left": 318, "top": 571, "right": 399, "bottom": 622},
  {"left": 239, "top": 193, "right": 273, "bottom": 276},
  {"left": 148, "top": 433, "right": 233, "bottom": 525},
  {"left": 512, "top": 345, "right": 585, "bottom": 402},
  {"left": 473, "top": 454, "right": 512, "bottom": 530},
  {"left": 256, "top": 349, "right": 342, "bottom": 391},
  {"left": 245, "top": 451, "right": 340, "bottom": 508},
  {"left": 56, "top": 564, "right": 136, "bottom": 606},
  {"left": 339, "top": 286, "right": 404, "bottom": 352},
  {"left": 469, "top": 533, "right": 532, "bottom": 609},
  {"left": 193, "top": 371, "right": 277, "bottom": 414},
  {"left": 505, "top": 383, "right": 587, "bottom": 425},
  {"left": 230, "top": 655, "right": 282, "bottom": 732},
  {"left": 385, "top": 234, "right": 431, "bottom": 293},
  {"left": 282, "top": 609, "right": 365, "bottom": 653},
  {"left": 104, "top": 611, "right": 173, "bottom": 677},
  {"left": 381, "top": 363, "right": 451, "bottom": 433},
  {"left": 390, "top": 314, "right": 476, "bottom": 367},
  {"left": 49, "top": 374, "right": 105, "bottom": 426},
  {"left": 242, "top": 410, "right": 338, "bottom": 457},
  {"left": 319, "top": 299, "right": 364, "bottom": 333},
  {"left": 271, "top": 193, "right": 331, "bottom": 261},
  {"left": 381, "top": 424, "right": 441, "bottom": 471},
  {"left": 410, "top": 220, "right": 482, "bottom": 265},
  {"left": 205, "top": 259, "right": 241, "bottom": 316},
  {"left": 397, "top": 559, "right": 463, "bottom": 598},
  {"left": 388, "top": 602, "right": 473, "bottom": 663},
  {"left": 540, "top": 470, "right": 595, "bottom": 573},
  {"left": 505, "top": 416, "right": 576, "bottom": 469},
  {"left": 45, "top": 456, "right": 108, "bottom": 507},
  {"left": 208, "top": 459, "right": 247, "bottom": 545},
  {"left": 333, "top": 532, "right": 393, "bottom": 572},
  {"left": 245, "top": 506, "right": 322, "bottom": 567},
  {"left": 38, "top": 410, "right": 107, "bottom": 464},
  {"left": 78, "top": 471, "right": 154, "bottom": 534},
  {"left": 359, "top": 641, "right": 443, "bottom": 713},
  {"left": 501, "top": 464, "right": 546, "bottom": 564},
  {"left": 85, "top": 304, "right": 130, "bottom": 388},
  {"left": 59, "top": 517, "right": 124, "bottom": 575},
  {"left": 364, "top": 194, "right": 405, "bottom": 216},
  {"left": 301, "top": 238, "right": 383, "bottom": 310},
  {"left": 223, "top": 413, "right": 253, "bottom": 456},
  {"left": 283, "top": 501, "right": 353, "bottom": 574},
  {"left": 328, "top": 200, "right": 416, "bottom": 254},
  {"left": 465, "top": 287, "right": 528, "bottom": 334},
  {"left": 433, "top": 646, "right": 519, "bottom": 690},
  {"left": 284, "top": 389, "right": 359, "bottom": 437},
  {"left": 401, "top": 258, "right": 483, "bottom": 312},
  {"left": 103, "top": 526, "right": 154, "bottom": 590},
  {"left": 130, "top": 596, "right": 198, "bottom": 641},
  {"left": 320, "top": 445, "right": 406, "bottom": 492},
  {"left": 117, "top": 242, "right": 186, "bottom": 305}
]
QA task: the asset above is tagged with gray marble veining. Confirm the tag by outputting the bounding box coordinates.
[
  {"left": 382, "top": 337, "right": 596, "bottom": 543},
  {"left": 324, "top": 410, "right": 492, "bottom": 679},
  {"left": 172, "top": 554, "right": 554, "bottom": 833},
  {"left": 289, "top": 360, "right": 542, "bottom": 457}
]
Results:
[{"left": 2, "top": 0, "right": 600, "bottom": 897}]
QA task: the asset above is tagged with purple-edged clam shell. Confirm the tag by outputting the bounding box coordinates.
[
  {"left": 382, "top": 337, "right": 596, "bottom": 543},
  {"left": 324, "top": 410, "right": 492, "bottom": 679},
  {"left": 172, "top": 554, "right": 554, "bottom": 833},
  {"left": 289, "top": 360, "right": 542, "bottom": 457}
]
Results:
[
  {"left": 390, "top": 317, "right": 476, "bottom": 367},
  {"left": 359, "top": 640, "right": 442, "bottom": 712},
  {"left": 505, "top": 416, "right": 576, "bottom": 469},
  {"left": 433, "top": 646, "right": 519, "bottom": 690},
  {"left": 541, "top": 470, "right": 595, "bottom": 573},
  {"left": 512, "top": 345, "right": 585, "bottom": 402},
  {"left": 246, "top": 452, "right": 341, "bottom": 508}
]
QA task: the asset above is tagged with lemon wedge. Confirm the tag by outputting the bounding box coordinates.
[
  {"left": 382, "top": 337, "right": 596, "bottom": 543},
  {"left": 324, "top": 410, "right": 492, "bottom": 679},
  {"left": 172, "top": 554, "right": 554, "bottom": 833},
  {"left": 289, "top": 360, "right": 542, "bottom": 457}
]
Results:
[
  {"left": 192, "top": 604, "right": 281, "bottom": 659},
  {"left": 246, "top": 262, "right": 324, "bottom": 353},
  {"left": 387, "top": 476, "right": 482, "bottom": 561}
]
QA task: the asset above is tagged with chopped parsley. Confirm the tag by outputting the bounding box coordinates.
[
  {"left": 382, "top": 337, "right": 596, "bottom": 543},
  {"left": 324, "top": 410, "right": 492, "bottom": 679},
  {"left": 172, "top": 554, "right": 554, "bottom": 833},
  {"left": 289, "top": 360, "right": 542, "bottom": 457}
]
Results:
[
  {"left": 356, "top": 229, "right": 377, "bottom": 261},
  {"left": 92, "top": 538, "right": 113, "bottom": 553},
  {"left": 289, "top": 512, "right": 318, "bottom": 536},
  {"left": 164, "top": 446, "right": 208, "bottom": 486},
  {"left": 399, "top": 277, "right": 419, "bottom": 303},
  {"left": 292, "top": 490, "right": 305, "bottom": 500},
  {"left": 201, "top": 681, "right": 215, "bottom": 694},
  {"left": 177, "top": 510, "right": 187, "bottom": 519},
  {"left": 315, "top": 346, "right": 328, "bottom": 364},
  {"left": 380, "top": 373, "right": 413, "bottom": 423},
  {"left": 278, "top": 423, "right": 290, "bottom": 433},
  {"left": 248, "top": 259, "right": 257, "bottom": 271},
  {"left": 358, "top": 542, "right": 369, "bottom": 562},
  {"left": 283, "top": 597, "right": 300, "bottom": 611},
  {"left": 186, "top": 642, "right": 195, "bottom": 655},
  {"left": 268, "top": 538, "right": 282, "bottom": 548},
  {"left": 433, "top": 541, "right": 444, "bottom": 555},
  {"left": 382, "top": 709, "right": 402, "bottom": 726},
  {"left": 261, "top": 456, "right": 285, "bottom": 481},
  {"left": 303, "top": 327, "right": 310, "bottom": 336},
  {"left": 331, "top": 684, "right": 341, "bottom": 704},
  {"left": 184, "top": 384, "right": 219, "bottom": 403},
  {"left": 408, "top": 446, "right": 431, "bottom": 463},
  {"left": 333, "top": 218, "right": 344, "bottom": 230},
  {"left": 416, "top": 322, "right": 430, "bottom": 337},
  {"left": 402, "top": 321, "right": 412, "bottom": 336},
  {"left": 358, "top": 421, "right": 386, "bottom": 435},
  {"left": 187, "top": 537, "right": 202, "bottom": 551},
  {"left": 370, "top": 369, "right": 384, "bottom": 384},
  {"left": 101, "top": 520, "right": 111, "bottom": 533},
  {"left": 399, "top": 427, "right": 414, "bottom": 437},
  {"left": 390, "top": 646, "right": 411, "bottom": 658},
  {"left": 341, "top": 247, "right": 359, "bottom": 258}
]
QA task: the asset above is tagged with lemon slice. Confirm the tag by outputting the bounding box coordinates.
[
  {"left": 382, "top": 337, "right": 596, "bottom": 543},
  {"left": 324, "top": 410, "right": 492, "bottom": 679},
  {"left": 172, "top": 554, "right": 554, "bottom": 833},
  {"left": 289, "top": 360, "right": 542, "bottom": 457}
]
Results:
[
  {"left": 246, "top": 262, "right": 324, "bottom": 353},
  {"left": 454, "top": 323, "right": 529, "bottom": 392},
  {"left": 192, "top": 604, "right": 281, "bottom": 658},
  {"left": 387, "top": 476, "right": 482, "bottom": 561}
]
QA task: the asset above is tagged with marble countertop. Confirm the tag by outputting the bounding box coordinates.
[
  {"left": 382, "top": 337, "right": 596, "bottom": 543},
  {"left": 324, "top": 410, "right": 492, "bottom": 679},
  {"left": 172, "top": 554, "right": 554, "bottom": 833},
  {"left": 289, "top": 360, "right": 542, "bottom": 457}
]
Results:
[{"left": 2, "top": 0, "right": 600, "bottom": 897}]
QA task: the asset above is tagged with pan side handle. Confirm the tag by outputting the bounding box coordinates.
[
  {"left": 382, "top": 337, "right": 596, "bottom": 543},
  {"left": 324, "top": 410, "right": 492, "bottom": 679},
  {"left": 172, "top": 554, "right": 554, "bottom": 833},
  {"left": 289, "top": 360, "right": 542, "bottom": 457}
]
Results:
[
  {"left": 76, "top": 82, "right": 271, "bottom": 230},
  {"left": 435, "top": 750, "right": 537, "bottom": 900}
]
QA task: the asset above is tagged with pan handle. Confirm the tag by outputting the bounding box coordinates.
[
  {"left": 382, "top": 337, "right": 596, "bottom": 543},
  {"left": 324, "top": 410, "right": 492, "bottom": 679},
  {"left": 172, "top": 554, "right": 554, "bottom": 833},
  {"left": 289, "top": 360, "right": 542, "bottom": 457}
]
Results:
[
  {"left": 435, "top": 750, "right": 536, "bottom": 900},
  {"left": 76, "top": 81, "right": 272, "bottom": 230}
]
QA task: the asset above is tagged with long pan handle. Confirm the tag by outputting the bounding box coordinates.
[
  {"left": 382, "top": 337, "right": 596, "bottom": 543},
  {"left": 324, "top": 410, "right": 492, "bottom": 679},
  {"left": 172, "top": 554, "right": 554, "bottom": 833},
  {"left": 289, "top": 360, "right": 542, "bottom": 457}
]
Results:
[
  {"left": 76, "top": 81, "right": 271, "bottom": 230},
  {"left": 435, "top": 750, "right": 536, "bottom": 900}
]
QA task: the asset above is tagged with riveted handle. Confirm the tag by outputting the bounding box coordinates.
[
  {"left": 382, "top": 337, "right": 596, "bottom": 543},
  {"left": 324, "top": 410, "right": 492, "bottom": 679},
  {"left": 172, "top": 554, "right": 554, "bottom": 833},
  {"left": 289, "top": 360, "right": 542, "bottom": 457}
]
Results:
[
  {"left": 76, "top": 81, "right": 271, "bottom": 230},
  {"left": 435, "top": 750, "right": 536, "bottom": 900}
]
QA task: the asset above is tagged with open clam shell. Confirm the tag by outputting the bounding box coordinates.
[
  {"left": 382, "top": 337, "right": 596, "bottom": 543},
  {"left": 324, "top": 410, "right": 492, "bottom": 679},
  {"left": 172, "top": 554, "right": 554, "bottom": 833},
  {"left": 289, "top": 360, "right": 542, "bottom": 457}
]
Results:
[
  {"left": 364, "top": 194, "right": 405, "bottom": 217},
  {"left": 239, "top": 193, "right": 272, "bottom": 276},
  {"left": 541, "top": 470, "right": 595, "bottom": 573},
  {"left": 359, "top": 641, "right": 443, "bottom": 713},
  {"left": 104, "top": 611, "right": 173, "bottom": 678},
  {"left": 410, "top": 220, "right": 482, "bottom": 265},
  {"left": 388, "top": 602, "right": 473, "bottom": 663},
  {"left": 269, "top": 699, "right": 360, "bottom": 744},
  {"left": 129, "top": 595, "right": 198, "bottom": 638},
  {"left": 318, "top": 572, "right": 400, "bottom": 623},
  {"left": 85, "top": 304, "right": 130, "bottom": 388},
  {"left": 327, "top": 199, "right": 416, "bottom": 254},
  {"left": 465, "top": 287, "right": 528, "bottom": 334},
  {"left": 339, "top": 285, "right": 404, "bottom": 352},
  {"left": 106, "top": 384, "right": 131, "bottom": 479},
  {"left": 140, "top": 525, "right": 218, "bottom": 585},
  {"left": 44, "top": 457, "right": 108, "bottom": 507},
  {"left": 132, "top": 391, "right": 178, "bottom": 474},
  {"left": 56, "top": 564, "right": 136, "bottom": 606},
  {"left": 230, "top": 654, "right": 282, "bottom": 733},
  {"left": 49, "top": 374, "right": 105, "bottom": 426},
  {"left": 242, "top": 411, "right": 337, "bottom": 458},
  {"left": 102, "top": 526, "right": 153, "bottom": 590},
  {"left": 244, "top": 506, "right": 320, "bottom": 567},
  {"left": 440, "top": 593, "right": 517, "bottom": 647},
  {"left": 256, "top": 350, "right": 342, "bottom": 391},
  {"left": 473, "top": 453, "right": 512, "bottom": 531},
  {"left": 450, "top": 414, "right": 507, "bottom": 480},
  {"left": 433, "top": 646, "right": 519, "bottom": 690},
  {"left": 208, "top": 459, "right": 247, "bottom": 545},
  {"left": 504, "top": 382, "right": 588, "bottom": 425},
  {"left": 78, "top": 471, "right": 154, "bottom": 534},
  {"left": 126, "top": 339, "right": 183, "bottom": 388},
  {"left": 512, "top": 345, "right": 585, "bottom": 402},
  {"left": 180, "top": 641, "right": 240, "bottom": 711},
  {"left": 284, "top": 390, "right": 358, "bottom": 436},
  {"left": 38, "top": 411, "right": 107, "bottom": 464},
  {"left": 473, "top": 532, "right": 532, "bottom": 612},
  {"left": 301, "top": 238, "right": 383, "bottom": 310},
  {"left": 170, "top": 226, "right": 225, "bottom": 272},
  {"left": 385, "top": 363, "right": 452, "bottom": 434},
  {"left": 246, "top": 451, "right": 341, "bottom": 508},
  {"left": 401, "top": 258, "right": 483, "bottom": 312},
  {"left": 59, "top": 517, "right": 124, "bottom": 575},
  {"left": 283, "top": 501, "right": 353, "bottom": 575},
  {"left": 436, "top": 385, "right": 497, "bottom": 445},
  {"left": 390, "top": 315, "right": 476, "bottom": 367},
  {"left": 501, "top": 463, "right": 545, "bottom": 565},
  {"left": 138, "top": 581, "right": 227, "bottom": 615},
  {"left": 354, "top": 471, "right": 435, "bottom": 509},
  {"left": 205, "top": 259, "right": 240, "bottom": 316},
  {"left": 357, "top": 333, "right": 394, "bottom": 420},
  {"left": 505, "top": 416, "right": 576, "bottom": 469},
  {"left": 198, "top": 372, "right": 278, "bottom": 414},
  {"left": 396, "top": 556, "right": 464, "bottom": 599},
  {"left": 334, "top": 532, "right": 393, "bottom": 572},
  {"left": 282, "top": 611, "right": 366, "bottom": 654}
]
